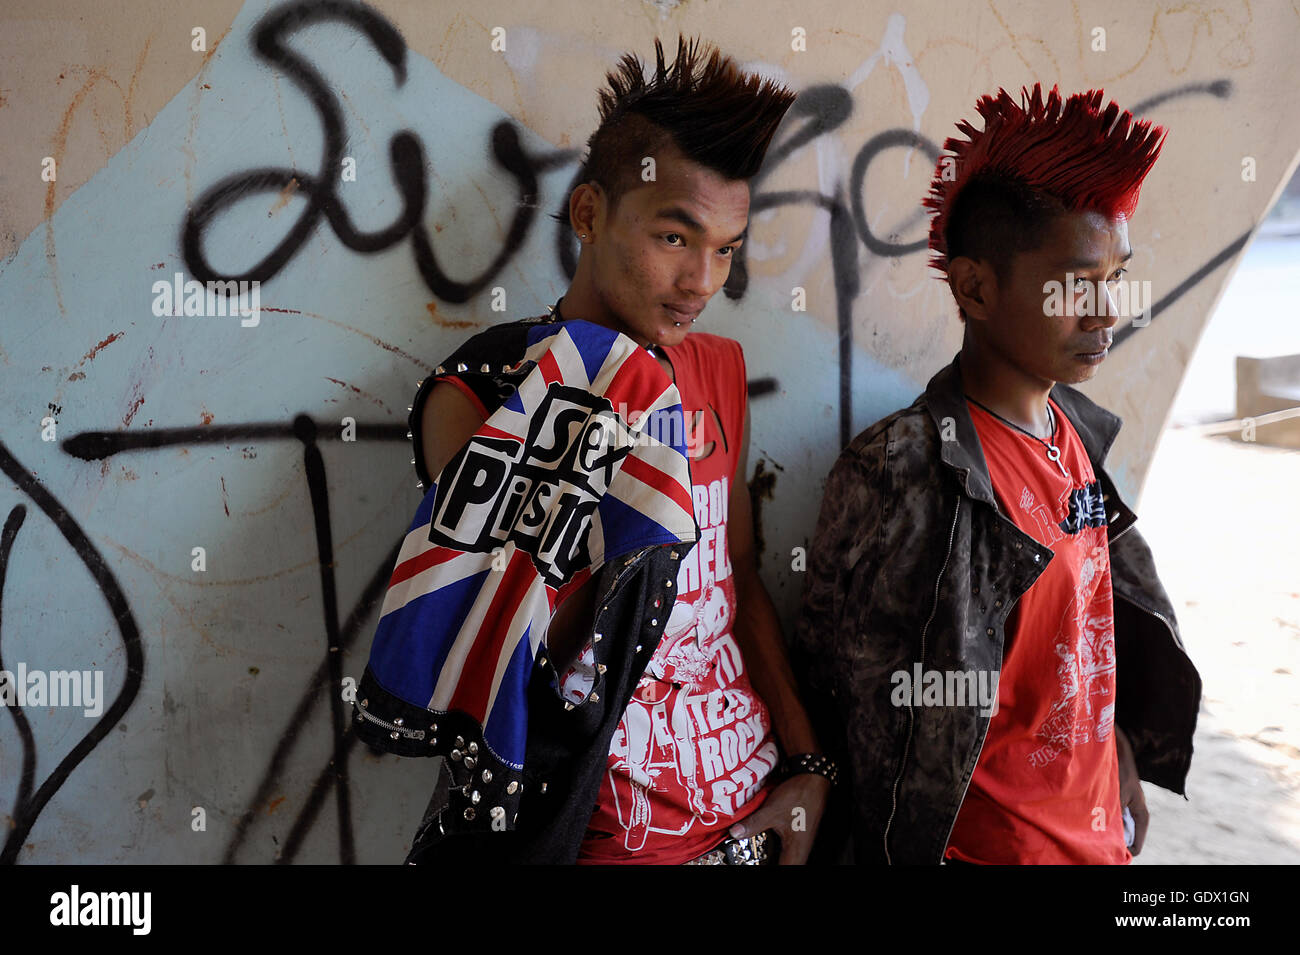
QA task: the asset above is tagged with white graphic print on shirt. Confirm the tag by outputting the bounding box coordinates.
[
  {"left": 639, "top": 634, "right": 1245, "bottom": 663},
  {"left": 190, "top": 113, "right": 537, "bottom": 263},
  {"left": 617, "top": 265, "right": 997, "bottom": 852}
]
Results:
[
  {"left": 603, "top": 473, "right": 777, "bottom": 851},
  {"left": 1016, "top": 485, "right": 1117, "bottom": 770}
]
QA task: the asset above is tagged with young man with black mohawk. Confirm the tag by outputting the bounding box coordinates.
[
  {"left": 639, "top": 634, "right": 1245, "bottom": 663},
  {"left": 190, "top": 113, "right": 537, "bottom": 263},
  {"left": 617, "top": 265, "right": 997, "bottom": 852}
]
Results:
[
  {"left": 792, "top": 84, "right": 1202, "bottom": 864},
  {"left": 355, "top": 36, "right": 833, "bottom": 865}
]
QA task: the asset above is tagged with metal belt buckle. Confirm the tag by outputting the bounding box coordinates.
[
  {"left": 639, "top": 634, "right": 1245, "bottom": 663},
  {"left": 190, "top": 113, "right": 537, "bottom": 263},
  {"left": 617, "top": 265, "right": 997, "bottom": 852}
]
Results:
[{"left": 720, "top": 829, "right": 775, "bottom": 865}]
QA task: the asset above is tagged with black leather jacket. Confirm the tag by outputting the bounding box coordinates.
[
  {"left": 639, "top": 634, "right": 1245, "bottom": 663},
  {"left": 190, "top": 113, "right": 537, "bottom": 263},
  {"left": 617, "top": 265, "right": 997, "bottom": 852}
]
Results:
[
  {"left": 352, "top": 323, "right": 693, "bottom": 864},
  {"left": 355, "top": 542, "right": 686, "bottom": 864},
  {"left": 791, "top": 357, "right": 1202, "bottom": 864}
]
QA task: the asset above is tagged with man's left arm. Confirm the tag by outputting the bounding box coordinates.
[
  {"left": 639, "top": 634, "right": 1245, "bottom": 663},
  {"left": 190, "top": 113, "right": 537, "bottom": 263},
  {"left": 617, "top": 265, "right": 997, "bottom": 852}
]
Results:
[
  {"left": 723, "top": 407, "right": 831, "bottom": 864},
  {"left": 1116, "top": 724, "right": 1148, "bottom": 854}
]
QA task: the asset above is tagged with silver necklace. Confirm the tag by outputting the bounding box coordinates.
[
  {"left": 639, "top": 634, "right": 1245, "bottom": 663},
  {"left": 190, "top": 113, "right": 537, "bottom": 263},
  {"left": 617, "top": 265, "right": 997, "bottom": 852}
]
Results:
[{"left": 966, "top": 395, "right": 1069, "bottom": 478}]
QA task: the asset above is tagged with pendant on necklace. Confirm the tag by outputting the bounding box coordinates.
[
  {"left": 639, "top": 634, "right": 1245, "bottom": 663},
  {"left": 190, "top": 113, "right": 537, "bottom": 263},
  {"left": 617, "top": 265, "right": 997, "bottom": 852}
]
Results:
[{"left": 1045, "top": 443, "right": 1069, "bottom": 479}]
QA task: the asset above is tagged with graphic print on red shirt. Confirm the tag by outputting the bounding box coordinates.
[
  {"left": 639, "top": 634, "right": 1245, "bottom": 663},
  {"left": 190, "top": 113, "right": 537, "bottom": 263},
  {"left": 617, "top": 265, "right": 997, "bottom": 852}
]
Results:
[
  {"left": 945, "top": 398, "right": 1130, "bottom": 865},
  {"left": 577, "top": 334, "right": 777, "bottom": 865}
]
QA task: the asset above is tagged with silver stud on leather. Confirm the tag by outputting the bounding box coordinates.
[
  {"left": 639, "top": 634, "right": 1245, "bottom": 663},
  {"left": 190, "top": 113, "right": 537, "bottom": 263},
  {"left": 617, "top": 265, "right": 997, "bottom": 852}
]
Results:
[
  {"left": 455, "top": 736, "right": 465, "bottom": 748},
  {"left": 436, "top": 365, "right": 446, "bottom": 375},
  {"left": 593, "top": 633, "right": 603, "bottom": 643},
  {"left": 416, "top": 379, "right": 424, "bottom": 388},
  {"left": 394, "top": 717, "right": 404, "bottom": 726},
  {"left": 650, "top": 618, "right": 657, "bottom": 626},
  {"left": 589, "top": 692, "right": 599, "bottom": 703},
  {"left": 596, "top": 664, "right": 607, "bottom": 674},
  {"left": 467, "top": 742, "right": 479, "bottom": 754},
  {"left": 665, "top": 580, "right": 673, "bottom": 588},
  {"left": 464, "top": 756, "right": 477, "bottom": 769},
  {"left": 456, "top": 362, "right": 468, "bottom": 373},
  {"left": 507, "top": 781, "right": 519, "bottom": 794},
  {"left": 564, "top": 702, "right": 574, "bottom": 711},
  {"left": 670, "top": 550, "right": 679, "bottom": 559},
  {"left": 429, "top": 737, "right": 437, "bottom": 746},
  {"left": 406, "top": 430, "right": 413, "bottom": 440},
  {"left": 470, "top": 790, "right": 482, "bottom": 805},
  {"left": 540, "top": 782, "right": 548, "bottom": 794},
  {"left": 635, "top": 645, "right": 643, "bottom": 653},
  {"left": 482, "top": 769, "right": 493, "bottom": 783},
  {"left": 450, "top": 749, "right": 462, "bottom": 761},
  {"left": 480, "top": 363, "right": 491, "bottom": 373},
  {"left": 463, "top": 807, "right": 476, "bottom": 820},
  {"left": 986, "top": 627, "right": 994, "bottom": 636},
  {"left": 389, "top": 731, "right": 400, "bottom": 740}
]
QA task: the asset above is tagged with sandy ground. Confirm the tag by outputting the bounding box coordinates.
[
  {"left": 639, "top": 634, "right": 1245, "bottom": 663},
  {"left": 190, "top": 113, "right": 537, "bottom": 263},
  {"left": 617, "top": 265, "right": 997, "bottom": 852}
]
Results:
[{"left": 1130, "top": 426, "right": 1300, "bottom": 864}]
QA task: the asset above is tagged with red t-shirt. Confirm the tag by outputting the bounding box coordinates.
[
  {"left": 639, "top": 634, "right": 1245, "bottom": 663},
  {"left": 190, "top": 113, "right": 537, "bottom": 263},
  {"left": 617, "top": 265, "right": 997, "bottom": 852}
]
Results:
[
  {"left": 945, "top": 398, "right": 1130, "bottom": 865},
  {"left": 577, "top": 333, "right": 776, "bottom": 864}
]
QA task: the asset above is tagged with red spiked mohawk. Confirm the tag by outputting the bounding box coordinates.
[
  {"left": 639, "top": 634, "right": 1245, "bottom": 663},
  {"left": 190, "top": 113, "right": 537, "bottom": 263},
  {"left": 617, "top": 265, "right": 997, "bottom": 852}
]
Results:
[{"left": 924, "top": 83, "right": 1166, "bottom": 277}]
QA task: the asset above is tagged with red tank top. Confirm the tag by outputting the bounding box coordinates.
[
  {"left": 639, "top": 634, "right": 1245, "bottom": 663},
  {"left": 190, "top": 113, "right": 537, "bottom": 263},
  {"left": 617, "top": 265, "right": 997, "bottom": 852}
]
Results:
[
  {"left": 946, "top": 398, "right": 1129, "bottom": 864},
  {"left": 577, "top": 333, "right": 776, "bottom": 864}
]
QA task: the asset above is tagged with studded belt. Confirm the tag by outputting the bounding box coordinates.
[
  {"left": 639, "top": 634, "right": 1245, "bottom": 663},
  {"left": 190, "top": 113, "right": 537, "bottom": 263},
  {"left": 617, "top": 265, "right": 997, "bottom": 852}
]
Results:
[{"left": 684, "top": 830, "right": 777, "bottom": 865}]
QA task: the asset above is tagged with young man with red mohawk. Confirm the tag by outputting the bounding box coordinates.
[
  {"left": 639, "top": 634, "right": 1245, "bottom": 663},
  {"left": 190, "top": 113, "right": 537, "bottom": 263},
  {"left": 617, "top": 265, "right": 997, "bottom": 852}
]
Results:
[{"left": 792, "top": 84, "right": 1202, "bottom": 864}]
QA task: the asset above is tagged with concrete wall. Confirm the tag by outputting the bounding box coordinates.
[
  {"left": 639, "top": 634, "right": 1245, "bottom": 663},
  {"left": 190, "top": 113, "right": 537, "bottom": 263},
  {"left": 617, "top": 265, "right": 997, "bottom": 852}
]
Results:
[{"left": 1, "top": 0, "right": 1297, "bottom": 862}]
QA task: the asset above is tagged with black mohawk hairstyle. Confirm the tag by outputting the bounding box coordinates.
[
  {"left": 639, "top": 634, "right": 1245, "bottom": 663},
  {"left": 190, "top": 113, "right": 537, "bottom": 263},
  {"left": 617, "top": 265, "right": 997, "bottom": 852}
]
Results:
[{"left": 579, "top": 35, "right": 796, "bottom": 208}]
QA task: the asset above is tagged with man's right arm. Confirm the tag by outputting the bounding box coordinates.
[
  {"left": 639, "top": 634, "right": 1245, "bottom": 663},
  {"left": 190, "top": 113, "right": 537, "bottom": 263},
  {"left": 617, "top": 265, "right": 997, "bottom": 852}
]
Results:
[
  {"left": 794, "top": 444, "right": 887, "bottom": 675},
  {"left": 790, "top": 440, "right": 889, "bottom": 862},
  {"left": 415, "top": 378, "right": 599, "bottom": 674},
  {"left": 418, "top": 380, "right": 487, "bottom": 482}
]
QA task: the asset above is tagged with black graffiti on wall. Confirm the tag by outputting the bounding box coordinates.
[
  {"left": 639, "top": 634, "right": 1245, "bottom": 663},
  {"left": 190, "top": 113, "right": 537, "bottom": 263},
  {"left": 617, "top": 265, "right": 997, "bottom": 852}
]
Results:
[
  {"left": 182, "top": 0, "right": 1242, "bottom": 448},
  {"left": 3, "top": 0, "right": 1250, "bottom": 864},
  {"left": 0, "top": 443, "right": 145, "bottom": 865}
]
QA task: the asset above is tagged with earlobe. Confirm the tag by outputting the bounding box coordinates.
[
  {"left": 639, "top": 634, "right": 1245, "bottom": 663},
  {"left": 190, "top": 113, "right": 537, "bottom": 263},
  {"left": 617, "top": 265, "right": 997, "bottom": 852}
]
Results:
[
  {"left": 949, "top": 258, "right": 987, "bottom": 323},
  {"left": 569, "top": 183, "right": 600, "bottom": 241}
]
